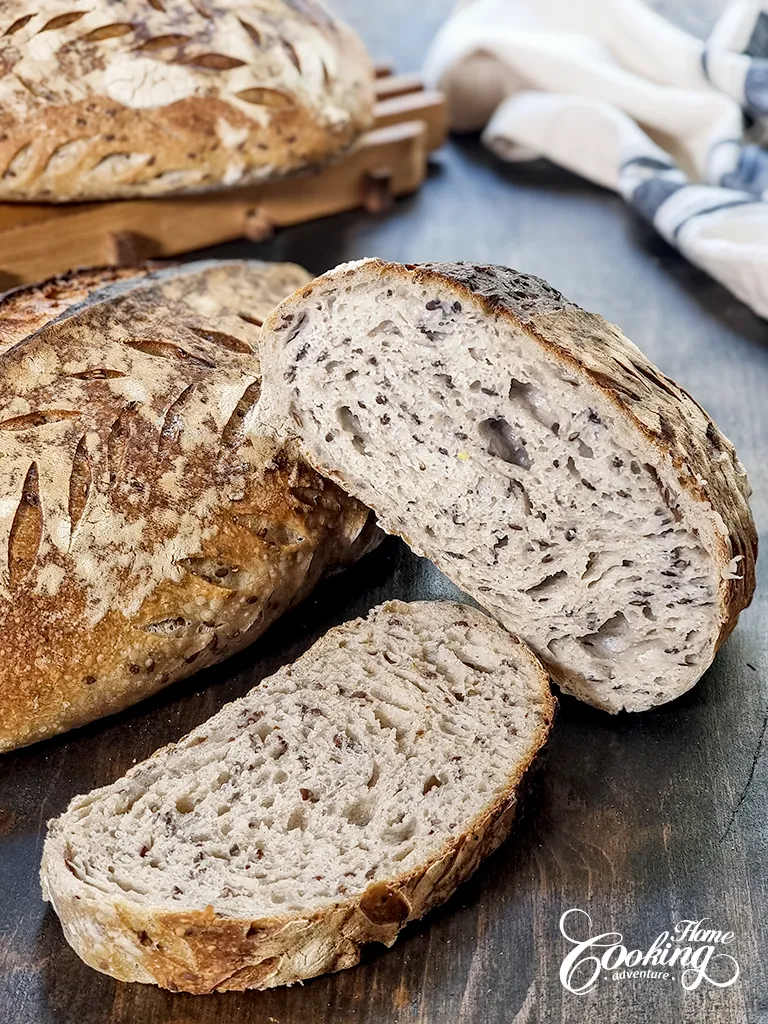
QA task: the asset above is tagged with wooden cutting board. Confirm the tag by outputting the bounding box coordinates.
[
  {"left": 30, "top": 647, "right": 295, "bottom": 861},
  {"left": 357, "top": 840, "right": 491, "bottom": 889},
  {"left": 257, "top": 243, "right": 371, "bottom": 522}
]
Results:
[{"left": 0, "top": 62, "right": 446, "bottom": 288}]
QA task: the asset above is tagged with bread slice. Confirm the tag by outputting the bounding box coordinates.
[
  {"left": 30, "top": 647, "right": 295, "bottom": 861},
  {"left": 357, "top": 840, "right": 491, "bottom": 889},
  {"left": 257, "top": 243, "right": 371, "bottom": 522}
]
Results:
[
  {"left": 0, "top": 260, "right": 376, "bottom": 752},
  {"left": 0, "top": 2, "right": 374, "bottom": 201},
  {"left": 41, "top": 599, "right": 554, "bottom": 994},
  {"left": 257, "top": 259, "right": 757, "bottom": 713}
]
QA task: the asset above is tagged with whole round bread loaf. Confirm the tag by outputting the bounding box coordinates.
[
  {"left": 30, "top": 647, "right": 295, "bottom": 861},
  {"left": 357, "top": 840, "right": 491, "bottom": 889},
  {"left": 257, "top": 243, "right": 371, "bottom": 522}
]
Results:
[
  {"left": 0, "top": 1, "right": 374, "bottom": 201},
  {"left": 0, "top": 260, "right": 375, "bottom": 752},
  {"left": 258, "top": 259, "right": 758, "bottom": 713},
  {"left": 41, "top": 600, "right": 554, "bottom": 993}
]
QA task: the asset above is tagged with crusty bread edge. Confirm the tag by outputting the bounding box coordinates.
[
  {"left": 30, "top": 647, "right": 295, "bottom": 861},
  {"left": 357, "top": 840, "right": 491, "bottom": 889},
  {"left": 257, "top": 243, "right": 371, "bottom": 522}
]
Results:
[
  {"left": 257, "top": 259, "right": 758, "bottom": 711},
  {"left": 40, "top": 601, "right": 555, "bottom": 993}
]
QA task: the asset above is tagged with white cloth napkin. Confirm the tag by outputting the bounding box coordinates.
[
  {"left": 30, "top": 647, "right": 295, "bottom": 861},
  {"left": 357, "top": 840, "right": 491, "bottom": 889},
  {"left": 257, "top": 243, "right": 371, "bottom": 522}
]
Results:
[{"left": 424, "top": 0, "right": 768, "bottom": 319}]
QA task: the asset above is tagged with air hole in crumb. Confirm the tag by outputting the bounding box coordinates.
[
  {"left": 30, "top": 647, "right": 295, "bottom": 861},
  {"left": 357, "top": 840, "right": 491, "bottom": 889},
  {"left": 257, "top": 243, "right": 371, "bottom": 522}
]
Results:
[
  {"left": 526, "top": 570, "right": 567, "bottom": 598},
  {"left": 343, "top": 799, "right": 373, "bottom": 827},
  {"left": 337, "top": 406, "right": 367, "bottom": 455},
  {"left": 423, "top": 775, "right": 442, "bottom": 794},
  {"left": 253, "top": 720, "right": 273, "bottom": 742},
  {"left": 373, "top": 707, "right": 405, "bottom": 748},
  {"left": 579, "top": 612, "right": 631, "bottom": 655},
  {"left": 479, "top": 418, "right": 531, "bottom": 469}
]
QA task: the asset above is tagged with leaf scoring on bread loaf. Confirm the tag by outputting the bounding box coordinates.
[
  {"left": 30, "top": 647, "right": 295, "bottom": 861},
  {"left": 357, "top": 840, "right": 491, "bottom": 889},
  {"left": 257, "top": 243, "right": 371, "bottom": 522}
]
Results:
[
  {"left": 39, "top": 12, "right": 87, "bottom": 33},
  {"left": 107, "top": 403, "right": 138, "bottom": 488},
  {"left": 282, "top": 40, "right": 301, "bottom": 73},
  {"left": 69, "top": 368, "right": 127, "bottom": 381},
  {"left": 136, "top": 33, "right": 190, "bottom": 50},
  {"left": 68, "top": 436, "right": 92, "bottom": 538},
  {"left": 236, "top": 87, "right": 296, "bottom": 108},
  {"left": 80, "top": 23, "right": 136, "bottom": 42},
  {"left": 4, "top": 14, "right": 35, "bottom": 36},
  {"left": 0, "top": 410, "right": 81, "bottom": 431},
  {"left": 158, "top": 384, "right": 196, "bottom": 459},
  {"left": 8, "top": 461, "right": 42, "bottom": 588},
  {"left": 125, "top": 338, "right": 215, "bottom": 368},
  {"left": 222, "top": 381, "right": 261, "bottom": 448},
  {"left": 187, "top": 326, "right": 252, "bottom": 354},
  {"left": 181, "top": 52, "right": 247, "bottom": 70},
  {"left": 238, "top": 18, "right": 262, "bottom": 47},
  {"left": 3, "top": 143, "right": 33, "bottom": 181}
]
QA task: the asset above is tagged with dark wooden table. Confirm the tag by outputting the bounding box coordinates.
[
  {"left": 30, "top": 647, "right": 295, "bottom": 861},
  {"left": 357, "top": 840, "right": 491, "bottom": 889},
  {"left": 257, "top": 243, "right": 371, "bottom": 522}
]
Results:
[{"left": 1, "top": 2, "right": 766, "bottom": 1022}]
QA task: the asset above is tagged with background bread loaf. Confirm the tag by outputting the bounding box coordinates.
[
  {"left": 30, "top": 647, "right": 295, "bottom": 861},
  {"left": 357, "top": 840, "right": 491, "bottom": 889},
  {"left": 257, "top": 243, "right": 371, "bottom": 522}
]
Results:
[
  {"left": 0, "top": 259, "right": 376, "bottom": 752},
  {"left": 0, "top": 1, "right": 374, "bottom": 201}
]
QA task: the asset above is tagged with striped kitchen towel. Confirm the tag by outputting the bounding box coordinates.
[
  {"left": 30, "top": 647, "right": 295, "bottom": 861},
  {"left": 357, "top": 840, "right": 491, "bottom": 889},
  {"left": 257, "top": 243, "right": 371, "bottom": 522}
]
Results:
[{"left": 424, "top": 0, "right": 768, "bottom": 318}]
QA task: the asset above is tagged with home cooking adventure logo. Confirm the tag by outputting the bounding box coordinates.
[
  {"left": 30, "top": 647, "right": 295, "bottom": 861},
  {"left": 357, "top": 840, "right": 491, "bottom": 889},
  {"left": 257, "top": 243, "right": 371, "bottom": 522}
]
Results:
[{"left": 559, "top": 909, "right": 740, "bottom": 994}]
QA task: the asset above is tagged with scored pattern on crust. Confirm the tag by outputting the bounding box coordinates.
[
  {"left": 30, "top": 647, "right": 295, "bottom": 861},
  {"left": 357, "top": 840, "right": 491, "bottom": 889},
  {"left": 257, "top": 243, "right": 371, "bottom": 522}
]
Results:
[
  {"left": 0, "top": 1, "right": 374, "bottom": 200},
  {"left": 0, "top": 261, "right": 318, "bottom": 612},
  {"left": 0, "top": 260, "right": 372, "bottom": 750}
]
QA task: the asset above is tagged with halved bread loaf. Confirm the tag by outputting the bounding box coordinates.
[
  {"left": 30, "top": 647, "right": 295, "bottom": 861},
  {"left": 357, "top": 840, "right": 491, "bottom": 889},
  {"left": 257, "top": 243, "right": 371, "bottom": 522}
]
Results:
[
  {"left": 258, "top": 259, "right": 757, "bottom": 712},
  {"left": 0, "top": 260, "right": 375, "bottom": 752},
  {"left": 41, "top": 599, "right": 554, "bottom": 993}
]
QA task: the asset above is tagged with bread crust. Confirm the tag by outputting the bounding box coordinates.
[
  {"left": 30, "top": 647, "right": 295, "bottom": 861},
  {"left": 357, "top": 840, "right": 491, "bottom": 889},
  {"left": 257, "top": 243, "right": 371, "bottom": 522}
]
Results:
[
  {"left": 0, "top": 266, "right": 155, "bottom": 351},
  {"left": 0, "top": 260, "right": 375, "bottom": 751},
  {"left": 259, "top": 259, "right": 757, "bottom": 708},
  {"left": 40, "top": 605, "right": 555, "bottom": 993},
  {"left": 0, "top": 1, "right": 374, "bottom": 201}
]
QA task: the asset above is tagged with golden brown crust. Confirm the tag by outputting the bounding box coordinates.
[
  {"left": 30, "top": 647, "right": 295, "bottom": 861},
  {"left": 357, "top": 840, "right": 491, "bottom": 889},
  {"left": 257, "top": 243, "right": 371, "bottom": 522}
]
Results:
[
  {"left": 40, "top": 628, "right": 555, "bottom": 993},
  {"left": 0, "top": 260, "right": 374, "bottom": 751},
  {"left": 0, "top": 1, "right": 374, "bottom": 201},
  {"left": 0, "top": 266, "right": 154, "bottom": 351}
]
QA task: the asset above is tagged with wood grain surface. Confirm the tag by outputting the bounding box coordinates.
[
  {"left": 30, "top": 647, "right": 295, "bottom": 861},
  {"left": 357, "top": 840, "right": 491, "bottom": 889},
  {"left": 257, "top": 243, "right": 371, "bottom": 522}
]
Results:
[{"left": 1, "top": 1, "right": 766, "bottom": 1023}]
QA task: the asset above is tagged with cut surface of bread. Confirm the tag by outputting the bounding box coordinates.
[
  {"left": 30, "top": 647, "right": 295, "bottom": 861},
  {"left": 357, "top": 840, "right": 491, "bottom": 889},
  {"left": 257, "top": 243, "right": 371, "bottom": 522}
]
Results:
[
  {"left": 41, "top": 599, "right": 555, "bottom": 993},
  {"left": 0, "top": 1, "right": 374, "bottom": 201},
  {"left": 258, "top": 259, "right": 757, "bottom": 713},
  {"left": 0, "top": 259, "right": 375, "bottom": 752}
]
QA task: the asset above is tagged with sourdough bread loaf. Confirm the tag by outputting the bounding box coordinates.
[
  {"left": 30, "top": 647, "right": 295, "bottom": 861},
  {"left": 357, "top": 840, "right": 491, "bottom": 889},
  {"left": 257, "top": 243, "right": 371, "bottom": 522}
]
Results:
[
  {"left": 0, "top": 259, "right": 375, "bottom": 752},
  {"left": 0, "top": 1, "right": 374, "bottom": 201},
  {"left": 41, "top": 599, "right": 555, "bottom": 993},
  {"left": 258, "top": 259, "right": 757, "bottom": 713}
]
